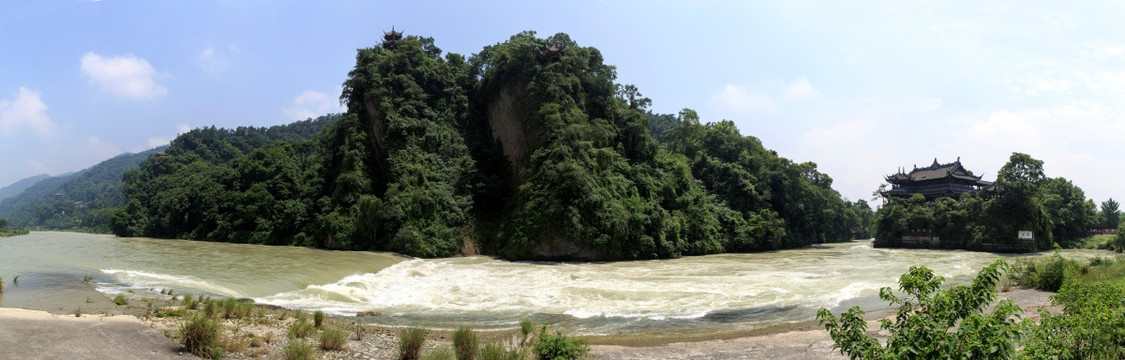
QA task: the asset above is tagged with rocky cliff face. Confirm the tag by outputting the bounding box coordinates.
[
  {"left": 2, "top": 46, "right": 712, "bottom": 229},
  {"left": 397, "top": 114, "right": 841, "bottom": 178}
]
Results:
[{"left": 486, "top": 82, "right": 538, "bottom": 180}]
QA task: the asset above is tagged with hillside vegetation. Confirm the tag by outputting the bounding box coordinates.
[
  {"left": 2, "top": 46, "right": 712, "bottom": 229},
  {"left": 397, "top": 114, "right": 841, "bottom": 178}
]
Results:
[{"left": 110, "top": 31, "right": 872, "bottom": 260}]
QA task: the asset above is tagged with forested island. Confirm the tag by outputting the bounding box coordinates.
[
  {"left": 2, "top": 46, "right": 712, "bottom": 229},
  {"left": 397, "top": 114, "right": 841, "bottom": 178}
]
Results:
[
  {"left": 874, "top": 153, "right": 1123, "bottom": 252},
  {"left": 103, "top": 31, "right": 873, "bottom": 261}
]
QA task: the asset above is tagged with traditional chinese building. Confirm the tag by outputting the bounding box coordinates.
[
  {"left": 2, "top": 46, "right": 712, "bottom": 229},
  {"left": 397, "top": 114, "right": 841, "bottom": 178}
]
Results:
[
  {"left": 882, "top": 158, "right": 993, "bottom": 200},
  {"left": 382, "top": 27, "right": 403, "bottom": 50}
]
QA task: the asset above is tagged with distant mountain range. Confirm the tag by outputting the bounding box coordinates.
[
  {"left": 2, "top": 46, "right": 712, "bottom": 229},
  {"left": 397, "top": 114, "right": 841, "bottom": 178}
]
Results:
[
  {"left": 0, "top": 146, "right": 167, "bottom": 231},
  {"left": 0, "top": 174, "right": 50, "bottom": 201}
]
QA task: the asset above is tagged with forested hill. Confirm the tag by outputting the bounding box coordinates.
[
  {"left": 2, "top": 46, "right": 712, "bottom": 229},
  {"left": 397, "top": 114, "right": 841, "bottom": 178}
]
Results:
[
  {"left": 0, "top": 147, "right": 164, "bottom": 231},
  {"left": 0, "top": 174, "right": 50, "bottom": 201},
  {"left": 111, "top": 31, "right": 873, "bottom": 261}
]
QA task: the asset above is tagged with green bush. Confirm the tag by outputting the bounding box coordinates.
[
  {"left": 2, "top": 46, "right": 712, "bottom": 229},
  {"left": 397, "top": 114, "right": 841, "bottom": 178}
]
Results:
[
  {"left": 817, "top": 260, "right": 1020, "bottom": 360},
  {"left": 398, "top": 327, "right": 428, "bottom": 360},
  {"left": 0, "top": 277, "right": 4, "bottom": 294},
  {"left": 422, "top": 346, "right": 456, "bottom": 360},
  {"left": 319, "top": 325, "right": 347, "bottom": 351},
  {"left": 313, "top": 310, "right": 326, "bottom": 328},
  {"left": 180, "top": 315, "right": 225, "bottom": 359},
  {"left": 452, "top": 326, "right": 477, "bottom": 360},
  {"left": 1011, "top": 254, "right": 1078, "bottom": 291},
  {"left": 112, "top": 294, "right": 129, "bottom": 306},
  {"left": 533, "top": 328, "right": 589, "bottom": 360},
  {"left": 283, "top": 340, "right": 318, "bottom": 360},
  {"left": 1021, "top": 281, "right": 1125, "bottom": 359}
]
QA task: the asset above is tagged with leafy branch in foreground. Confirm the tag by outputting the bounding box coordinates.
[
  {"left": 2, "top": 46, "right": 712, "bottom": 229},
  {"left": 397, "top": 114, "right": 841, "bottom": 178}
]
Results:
[{"left": 817, "top": 260, "right": 1021, "bottom": 360}]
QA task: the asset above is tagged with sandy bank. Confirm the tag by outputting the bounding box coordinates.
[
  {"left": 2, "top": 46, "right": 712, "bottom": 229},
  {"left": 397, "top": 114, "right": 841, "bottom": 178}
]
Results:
[{"left": 0, "top": 308, "right": 195, "bottom": 360}]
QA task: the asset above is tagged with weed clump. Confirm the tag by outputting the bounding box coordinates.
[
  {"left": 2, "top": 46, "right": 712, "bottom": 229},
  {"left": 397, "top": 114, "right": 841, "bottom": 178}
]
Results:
[
  {"left": 533, "top": 325, "right": 589, "bottom": 360},
  {"left": 181, "top": 294, "right": 198, "bottom": 310},
  {"left": 288, "top": 314, "right": 315, "bottom": 339},
  {"left": 180, "top": 314, "right": 225, "bottom": 359},
  {"left": 112, "top": 294, "right": 129, "bottom": 306},
  {"left": 423, "top": 346, "right": 456, "bottom": 360},
  {"left": 519, "top": 318, "right": 535, "bottom": 345},
  {"left": 453, "top": 326, "right": 478, "bottom": 360},
  {"left": 313, "top": 310, "right": 326, "bottom": 328},
  {"left": 319, "top": 325, "right": 347, "bottom": 351},
  {"left": 399, "top": 327, "right": 429, "bottom": 360},
  {"left": 283, "top": 340, "right": 317, "bottom": 360},
  {"left": 477, "top": 342, "right": 521, "bottom": 360}
]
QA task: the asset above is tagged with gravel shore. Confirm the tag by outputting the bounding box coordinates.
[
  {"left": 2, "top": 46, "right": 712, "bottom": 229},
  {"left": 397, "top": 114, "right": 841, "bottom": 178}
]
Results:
[{"left": 0, "top": 288, "right": 1058, "bottom": 359}]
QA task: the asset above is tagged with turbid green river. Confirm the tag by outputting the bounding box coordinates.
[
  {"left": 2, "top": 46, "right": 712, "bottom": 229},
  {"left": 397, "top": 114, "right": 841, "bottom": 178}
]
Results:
[{"left": 0, "top": 232, "right": 1117, "bottom": 337}]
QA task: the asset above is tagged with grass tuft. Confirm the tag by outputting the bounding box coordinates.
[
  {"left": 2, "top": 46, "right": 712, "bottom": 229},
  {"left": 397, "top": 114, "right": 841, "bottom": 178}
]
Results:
[
  {"left": 181, "top": 294, "right": 198, "bottom": 310},
  {"left": 399, "top": 327, "right": 429, "bottom": 360},
  {"left": 477, "top": 342, "right": 520, "bottom": 360},
  {"left": 453, "top": 326, "right": 478, "bottom": 360},
  {"left": 319, "top": 325, "right": 347, "bottom": 351},
  {"left": 282, "top": 340, "right": 318, "bottom": 360},
  {"left": 112, "top": 294, "right": 129, "bottom": 306},
  {"left": 288, "top": 316, "right": 316, "bottom": 339},
  {"left": 180, "top": 314, "right": 225, "bottom": 359},
  {"left": 422, "top": 346, "right": 456, "bottom": 360},
  {"left": 313, "top": 310, "right": 326, "bottom": 328},
  {"left": 519, "top": 318, "right": 535, "bottom": 345}
]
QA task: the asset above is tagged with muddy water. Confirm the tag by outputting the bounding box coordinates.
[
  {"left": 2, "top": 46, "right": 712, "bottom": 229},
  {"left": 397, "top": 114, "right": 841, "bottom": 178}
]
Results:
[{"left": 0, "top": 232, "right": 1116, "bottom": 337}]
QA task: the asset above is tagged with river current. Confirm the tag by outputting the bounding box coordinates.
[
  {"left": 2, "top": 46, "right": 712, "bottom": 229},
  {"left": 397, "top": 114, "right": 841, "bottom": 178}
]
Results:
[{"left": 0, "top": 232, "right": 1116, "bottom": 337}]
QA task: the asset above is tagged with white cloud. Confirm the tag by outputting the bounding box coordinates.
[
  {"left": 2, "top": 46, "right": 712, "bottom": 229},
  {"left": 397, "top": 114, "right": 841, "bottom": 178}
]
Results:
[
  {"left": 709, "top": 84, "right": 774, "bottom": 112},
  {"left": 784, "top": 77, "right": 820, "bottom": 99},
  {"left": 0, "top": 87, "right": 55, "bottom": 137},
  {"left": 176, "top": 124, "right": 191, "bottom": 134},
  {"left": 283, "top": 90, "right": 345, "bottom": 120},
  {"left": 80, "top": 52, "right": 167, "bottom": 99}
]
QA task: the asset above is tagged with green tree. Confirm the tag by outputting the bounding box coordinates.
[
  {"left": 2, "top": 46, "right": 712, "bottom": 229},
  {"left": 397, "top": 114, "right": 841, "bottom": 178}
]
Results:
[
  {"left": 1038, "top": 178, "right": 1098, "bottom": 247},
  {"left": 986, "top": 153, "right": 1053, "bottom": 249},
  {"left": 1101, "top": 198, "right": 1120, "bottom": 229},
  {"left": 818, "top": 260, "right": 1020, "bottom": 360}
]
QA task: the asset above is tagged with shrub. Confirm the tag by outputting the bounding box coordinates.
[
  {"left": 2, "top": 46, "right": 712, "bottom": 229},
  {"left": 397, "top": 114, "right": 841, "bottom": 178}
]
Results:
[
  {"left": 0, "top": 276, "right": 4, "bottom": 294},
  {"left": 399, "top": 327, "right": 429, "bottom": 360},
  {"left": 818, "top": 260, "right": 1020, "bottom": 360},
  {"left": 288, "top": 316, "right": 316, "bottom": 339},
  {"left": 319, "top": 325, "right": 347, "bottom": 351},
  {"left": 452, "top": 326, "right": 477, "bottom": 360},
  {"left": 313, "top": 310, "right": 326, "bottom": 328},
  {"left": 112, "top": 294, "right": 129, "bottom": 306},
  {"left": 180, "top": 315, "right": 225, "bottom": 359},
  {"left": 533, "top": 329, "right": 589, "bottom": 360},
  {"left": 283, "top": 340, "right": 318, "bottom": 360},
  {"left": 422, "top": 346, "right": 456, "bottom": 360},
  {"left": 1011, "top": 254, "right": 1077, "bottom": 291},
  {"left": 1021, "top": 281, "right": 1125, "bottom": 359}
]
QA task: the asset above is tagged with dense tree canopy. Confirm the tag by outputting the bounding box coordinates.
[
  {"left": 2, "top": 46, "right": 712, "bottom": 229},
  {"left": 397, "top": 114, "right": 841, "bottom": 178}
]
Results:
[
  {"left": 108, "top": 31, "right": 872, "bottom": 260},
  {"left": 874, "top": 153, "right": 1099, "bottom": 251}
]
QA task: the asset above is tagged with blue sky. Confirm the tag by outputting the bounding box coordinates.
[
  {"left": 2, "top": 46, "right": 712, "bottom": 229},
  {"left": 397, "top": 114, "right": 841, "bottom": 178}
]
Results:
[{"left": 2, "top": 1, "right": 1123, "bottom": 206}]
